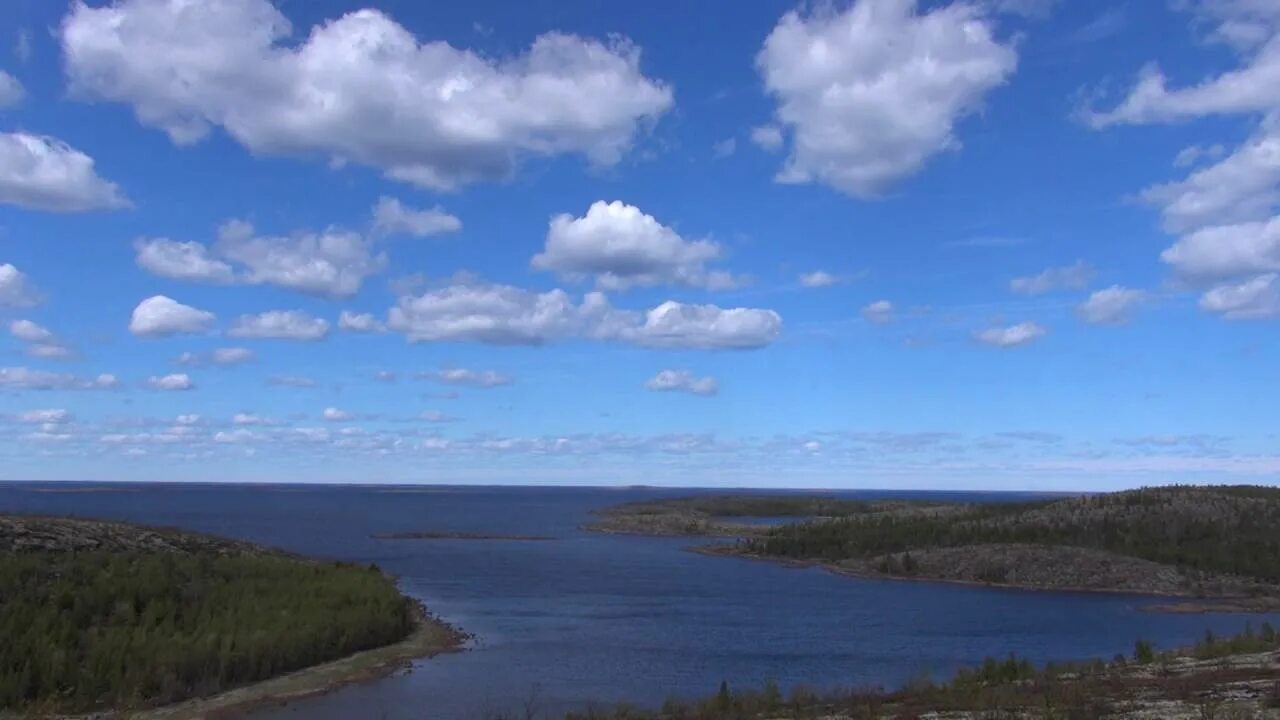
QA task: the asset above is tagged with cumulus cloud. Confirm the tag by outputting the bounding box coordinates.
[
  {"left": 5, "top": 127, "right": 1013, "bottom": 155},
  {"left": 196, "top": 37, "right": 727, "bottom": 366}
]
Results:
[
  {"left": 1083, "top": 4, "right": 1280, "bottom": 127},
  {"left": 419, "top": 368, "right": 513, "bottom": 387},
  {"left": 175, "top": 414, "right": 201, "bottom": 425},
  {"left": 387, "top": 280, "right": 782, "bottom": 349},
  {"left": 799, "top": 271, "right": 841, "bottom": 287},
  {"left": 418, "top": 410, "right": 459, "bottom": 423},
  {"left": 0, "top": 264, "right": 42, "bottom": 307},
  {"left": 129, "top": 295, "right": 216, "bottom": 337},
  {"left": 147, "top": 373, "right": 193, "bottom": 391},
  {"left": 974, "top": 321, "right": 1046, "bottom": 347},
  {"left": 61, "top": 0, "right": 673, "bottom": 190},
  {"left": 338, "top": 311, "right": 384, "bottom": 333},
  {"left": 0, "top": 367, "right": 118, "bottom": 390},
  {"left": 1077, "top": 286, "right": 1145, "bottom": 324},
  {"left": 229, "top": 310, "right": 330, "bottom": 341},
  {"left": 1199, "top": 273, "right": 1280, "bottom": 319},
  {"left": 232, "top": 413, "right": 271, "bottom": 426},
  {"left": 135, "top": 220, "right": 386, "bottom": 297},
  {"left": 750, "top": 125, "right": 783, "bottom": 152},
  {"left": 134, "top": 238, "right": 235, "bottom": 283},
  {"left": 19, "top": 409, "right": 71, "bottom": 424},
  {"left": 0, "top": 70, "right": 24, "bottom": 108},
  {"left": 211, "top": 347, "right": 254, "bottom": 365},
  {"left": 1010, "top": 260, "right": 1094, "bottom": 295},
  {"left": 1161, "top": 216, "right": 1280, "bottom": 282},
  {"left": 9, "top": 319, "right": 53, "bottom": 343},
  {"left": 533, "top": 201, "right": 741, "bottom": 290},
  {"left": 755, "top": 0, "right": 1017, "bottom": 197},
  {"left": 321, "top": 407, "right": 352, "bottom": 421},
  {"left": 861, "top": 300, "right": 894, "bottom": 324},
  {"left": 371, "top": 197, "right": 461, "bottom": 238},
  {"left": 712, "top": 138, "right": 736, "bottom": 158},
  {"left": 644, "top": 369, "right": 718, "bottom": 396},
  {"left": 26, "top": 343, "right": 73, "bottom": 360},
  {"left": 0, "top": 132, "right": 129, "bottom": 211}
]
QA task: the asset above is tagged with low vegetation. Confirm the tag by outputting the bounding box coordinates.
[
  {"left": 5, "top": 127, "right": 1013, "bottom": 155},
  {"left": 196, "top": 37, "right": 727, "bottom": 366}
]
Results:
[
  {"left": 591, "top": 486, "right": 1280, "bottom": 603},
  {"left": 547, "top": 624, "right": 1280, "bottom": 720},
  {"left": 0, "top": 515, "right": 424, "bottom": 715}
]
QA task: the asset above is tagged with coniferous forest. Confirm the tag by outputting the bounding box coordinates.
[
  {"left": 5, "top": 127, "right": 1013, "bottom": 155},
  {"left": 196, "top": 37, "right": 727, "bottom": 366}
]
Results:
[{"left": 0, "top": 527, "right": 417, "bottom": 714}]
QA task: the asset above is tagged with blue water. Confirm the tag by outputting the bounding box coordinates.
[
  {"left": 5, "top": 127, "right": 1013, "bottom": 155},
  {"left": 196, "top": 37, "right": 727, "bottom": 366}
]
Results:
[{"left": 2, "top": 482, "right": 1273, "bottom": 720}]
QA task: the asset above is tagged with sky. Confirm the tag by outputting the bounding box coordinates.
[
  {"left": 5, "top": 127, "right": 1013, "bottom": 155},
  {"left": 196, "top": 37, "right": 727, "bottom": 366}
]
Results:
[{"left": 0, "top": 0, "right": 1277, "bottom": 489}]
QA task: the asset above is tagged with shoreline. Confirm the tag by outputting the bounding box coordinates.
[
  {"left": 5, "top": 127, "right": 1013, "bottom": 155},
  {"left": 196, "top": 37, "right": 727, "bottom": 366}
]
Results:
[
  {"left": 689, "top": 544, "right": 1280, "bottom": 614},
  {"left": 120, "top": 602, "right": 468, "bottom": 720}
]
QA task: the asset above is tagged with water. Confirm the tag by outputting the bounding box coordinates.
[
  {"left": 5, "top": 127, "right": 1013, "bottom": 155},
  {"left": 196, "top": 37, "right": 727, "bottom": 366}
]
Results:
[{"left": 2, "top": 482, "right": 1273, "bottom": 720}]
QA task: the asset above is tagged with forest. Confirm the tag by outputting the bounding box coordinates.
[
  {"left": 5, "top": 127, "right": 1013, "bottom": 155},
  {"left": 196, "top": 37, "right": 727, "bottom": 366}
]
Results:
[
  {"left": 744, "top": 485, "right": 1280, "bottom": 583},
  {"left": 0, "top": 531, "right": 417, "bottom": 714}
]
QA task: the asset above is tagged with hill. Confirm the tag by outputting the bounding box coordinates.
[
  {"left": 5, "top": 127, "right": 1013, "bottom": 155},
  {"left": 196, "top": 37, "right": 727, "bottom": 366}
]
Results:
[
  {"left": 0, "top": 515, "right": 459, "bottom": 717},
  {"left": 589, "top": 486, "right": 1280, "bottom": 607}
]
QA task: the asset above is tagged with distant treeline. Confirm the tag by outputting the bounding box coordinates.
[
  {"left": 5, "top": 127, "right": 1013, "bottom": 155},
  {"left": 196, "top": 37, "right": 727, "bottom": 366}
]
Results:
[
  {"left": 0, "top": 550, "right": 416, "bottom": 714},
  {"left": 745, "top": 485, "right": 1280, "bottom": 583},
  {"left": 604, "top": 495, "right": 934, "bottom": 519}
]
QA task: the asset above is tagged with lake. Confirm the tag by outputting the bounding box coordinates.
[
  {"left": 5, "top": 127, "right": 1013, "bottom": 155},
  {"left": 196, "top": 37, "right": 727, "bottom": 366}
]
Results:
[{"left": 2, "top": 482, "right": 1273, "bottom": 720}]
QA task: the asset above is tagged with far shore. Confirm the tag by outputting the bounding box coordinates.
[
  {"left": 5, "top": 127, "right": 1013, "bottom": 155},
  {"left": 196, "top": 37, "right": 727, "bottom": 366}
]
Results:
[
  {"left": 119, "top": 602, "right": 467, "bottom": 720},
  {"left": 689, "top": 544, "right": 1280, "bottom": 615}
]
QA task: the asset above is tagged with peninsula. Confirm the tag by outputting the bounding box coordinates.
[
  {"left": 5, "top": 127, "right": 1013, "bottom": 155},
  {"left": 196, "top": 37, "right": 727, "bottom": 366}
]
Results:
[
  {"left": 587, "top": 486, "right": 1280, "bottom": 611},
  {"left": 0, "top": 515, "right": 465, "bottom": 718}
]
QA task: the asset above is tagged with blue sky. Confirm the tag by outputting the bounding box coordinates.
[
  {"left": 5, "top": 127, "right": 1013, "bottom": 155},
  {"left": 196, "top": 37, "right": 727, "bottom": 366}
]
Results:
[{"left": 0, "top": 0, "right": 1277, "bottom": 489}]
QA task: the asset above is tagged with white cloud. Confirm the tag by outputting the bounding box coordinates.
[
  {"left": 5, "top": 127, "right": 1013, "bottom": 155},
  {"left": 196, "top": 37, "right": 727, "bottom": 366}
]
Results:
[
  {"left": 147, "top": 373, "right": 193, "bottom": 391},
  {"left": 1083, "top": 4, "right": 1280, "bottom": 127},
  {"left": 216, "top": 220, "right": 385, "bottom": 298},
  {"left": 26, "top": 344, "right": 73, "bottom": 360},
  {"left": 975, "top": 321, "right": 1046, "bottom": 347},
  {"left": 0, "top": 70, "right": 23, "bottom": 108},
  {"left": 214, "top": 429, "right": 256, "bottom": 444},
  {"left": 750, "top": 125, "right": 783, "bottom": 152},
  {"left": 534, "top": 201, "right": 740, "bottom": 290},
  {"left": 373, "top": 370, "right": 396, "bottom": 383},
  {"left": 1077, "top": 286, "right": 1145, "bottom": 324},
  {"left": 322, "top": 407, "right": 352, "bottom": 422},
  {"left": 1199, "top": 273, "right": 1280, "bottom": 319},
  {"left": 0, "top": 264, "right": 42, "bottom": 307},
  {"left": 229, "top": 310, "right": 329, "bottom": 341},
  {"left": 619, "top": 301, "right": 782, "bottom": 349},
  {"left": 419, "top": 368, "right": 513, "bottom": 387},
  {"left": 861, "top": 300, "right": 894, "bottom": 324},
  {"left": 232, "top": 413, "right": 271, "bottom": 425},
  {"left": 135, "top": 220, "right": 386, "bottom": 297},
  {"left": 387, "top": 279, "right": 782, "bottom": 349},
  {"left": 338, "top": 311, "right": 384, "bottom": 333},
  {"left": 0, "top": 367, "right": 118, "bottom": 390},
  {"left": 712, "top": 138, "right": 736, "bottom": 158},
  {"left": 1161, "top": 216, "right": 1280, "bottom": 281},
  {"left": 1010, "top": 260, "right": 1093, "bottom": 295},
  {"left": 799, "top": 271, "right": 841, "bottom": 288},
  {"left": 19, "top": 409, "right": 71, "bottom": 424},
  {"left": 134, "top": 238, "right": 235, "bottom": 283},
  {"left": 371, "top": 197, "right": 461, "bottom": 238},
  {"left": 211, "top": 347, "right": 255, "bottom": 365},
  {"left": 129, "top": 295, "right": 216, "bottom": 337},
  {"left": 644, "top": 369, "right": 718, "bottom": 396},
  {"left": 987, "top": 0, "right": 1058, "bottom": 19},
  {"left": 1142, "top": 124, "right": 1280, "bottom": 234},
  {"left": 0, "top": 132, "right": 129, "bottom": 211},
  {"left": 1173, "top": 143, "right": 1226, "bottom": 168},
  {"left": 14, "top": 30, "right": 31, "bottom": 64},
  {"left": 419, "top": 410, "right": 459, "bottom": 423},
  {"left": 61, "top": 0, "right": 673, "bottom": 190},
  {"left": 269, "top": 375, "right": 317, "bottom": 387},
  {"left": 756, "top": 0, "right": 1017, "bottom": 197},
  {"left": 9, "top": 319, "right": 53, "bottom": 343},
  {"left": 175, "top": 414, "right": 201, "bottom": 425}
]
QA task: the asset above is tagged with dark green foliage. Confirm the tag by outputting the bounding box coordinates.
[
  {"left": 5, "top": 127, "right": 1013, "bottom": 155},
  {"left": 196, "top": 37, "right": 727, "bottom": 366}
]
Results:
[
  {"left": 745, "top": 485, "right": 1280, "bottom": 583},
  {"left": 0, "top": 550, "right": 416, "bottom": 714},
  {"left": 1133, "top": 639, "right": 1157, "bottom": 664}
]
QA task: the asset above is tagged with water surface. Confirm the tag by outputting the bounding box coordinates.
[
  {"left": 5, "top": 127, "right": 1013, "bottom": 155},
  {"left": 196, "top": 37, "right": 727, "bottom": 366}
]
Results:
[{"left": 1, "top": 482, "right": 1271, "bottom": 720}]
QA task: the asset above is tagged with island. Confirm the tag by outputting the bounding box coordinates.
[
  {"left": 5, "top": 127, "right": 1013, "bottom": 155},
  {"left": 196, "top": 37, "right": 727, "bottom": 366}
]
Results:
[
  {"left": 586, "top": 486, "right": 1280, "bottom": 612},
  {"left": 0, "top": 514, "right": 466, "bottom": 718}
]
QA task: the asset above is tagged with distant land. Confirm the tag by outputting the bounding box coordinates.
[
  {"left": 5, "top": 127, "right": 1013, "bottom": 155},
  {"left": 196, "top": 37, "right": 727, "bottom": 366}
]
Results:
[
  {"left": 371, "top": 530, "right": 556, "bottom": 541},
  {"left": 0, "top": 515, "right": 465, "bottom": 718},
  {"left": 587, "top": 486, "right": 1280, "bottom": 613}
]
